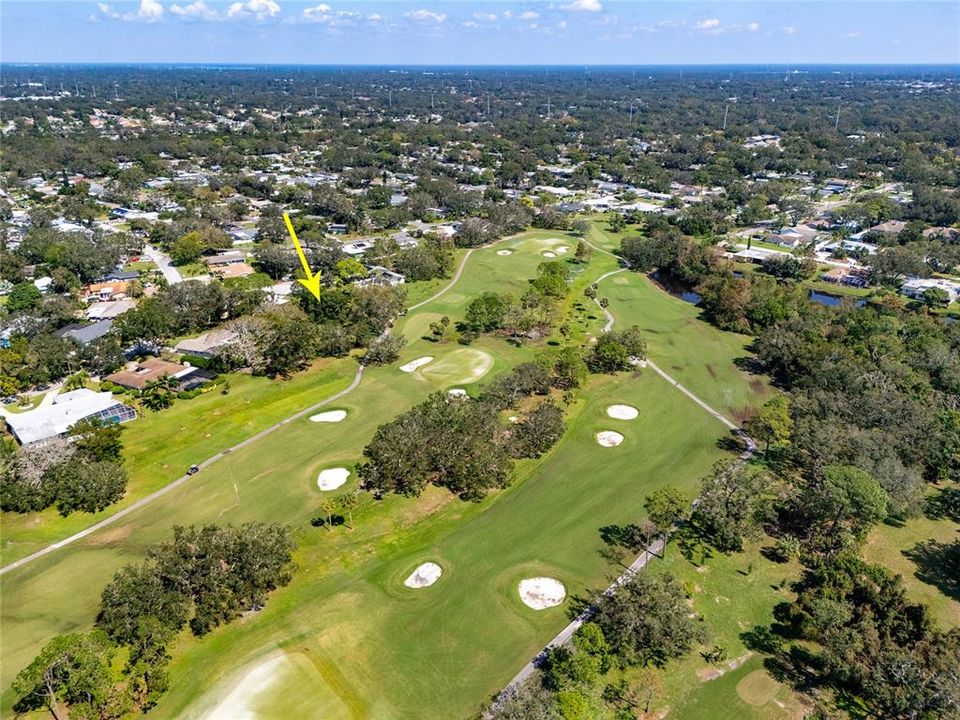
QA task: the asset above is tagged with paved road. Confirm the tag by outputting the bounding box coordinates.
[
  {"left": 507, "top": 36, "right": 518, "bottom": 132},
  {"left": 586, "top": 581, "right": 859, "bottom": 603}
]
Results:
[
  {"left": 143, "top": 244, "right": 183, "bottom": 285},
  {"left": 0, "top": 249, "right": 480, "bottom": 576}
]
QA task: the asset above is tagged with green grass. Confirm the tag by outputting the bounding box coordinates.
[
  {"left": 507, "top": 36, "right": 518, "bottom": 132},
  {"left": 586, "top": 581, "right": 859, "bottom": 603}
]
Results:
[
  {"left": 863, "top": 507, "right": 960, "bottom": 629},
  {"left": 0, "top": 360, "right": 356, "bottom": 566},
  {"left": 644, "top": 539, "right": 807, "bottom": 720},
  {"left": 0, "top": 230, "right": 768, "bottom": 719},
  {"left": 123, "top": 260, "right": 158, "bottom": 272},
  {"left": 598, "top": 271, "right": 770, "bottom": 422}
]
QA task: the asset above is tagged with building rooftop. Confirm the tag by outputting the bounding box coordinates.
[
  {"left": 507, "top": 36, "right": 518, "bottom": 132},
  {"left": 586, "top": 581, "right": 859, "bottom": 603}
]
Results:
[{"left": 2, "top": 389, "right": 135, "bottom": 445}]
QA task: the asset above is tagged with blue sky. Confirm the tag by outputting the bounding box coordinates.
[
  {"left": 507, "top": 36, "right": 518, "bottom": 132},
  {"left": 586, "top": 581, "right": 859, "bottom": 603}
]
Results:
[{"left": 2, "top": 1, "right": 958, "bottom": 65}]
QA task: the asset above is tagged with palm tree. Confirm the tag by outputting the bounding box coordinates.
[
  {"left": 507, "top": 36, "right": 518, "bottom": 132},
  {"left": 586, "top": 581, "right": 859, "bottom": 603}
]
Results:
[
  {"left": 63, "top": 370, "right": 89, "bottom": 392},
  {"left": 318, "top": 498, "right": 337, "bottom": 531},
  {"left": 338, "top": 491, "right": 360, "bottom": 529},
  {"left": 140, "top": 375, "right": 176, "bottom": 411}
]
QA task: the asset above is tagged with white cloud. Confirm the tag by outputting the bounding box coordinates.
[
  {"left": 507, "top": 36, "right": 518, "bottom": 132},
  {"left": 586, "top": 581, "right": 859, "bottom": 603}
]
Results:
[
  {"left": 841, "top": 31, "right": 862, "bottom": 38},
  {"left": 99, "top": 0, "right": 165, "bottom": 22},
  {"left": 694, "top": 18, "right": 720, "bottom": 31},
  {"left": 501, "top": 10, "right": 512, "bottom": 18},
  {"left": 405, "top": 8, "right": 446, "bottom": 23},
  {"left": 367, "top": 13, "right": 381, "bottom": 21},
  {"left": 519, "top": 10, "right": 539, "bottom": 20},
  {"left": 782, "top": 25, "right": 796, "bottom": 35},
  {"left": 473, "top": 11, "right": 498, "bottom": 21},
  {"left": 462, "top": 20, "right": 479, "bottom": 28},
  {"left": 746, "top": 21, "right": 760, "bottom": 32},
  {"left": 563, "top": 0, "right": 602, "bottom": 12},
  {"left": 227, "top": 0, "right": 280, "bottom": 21},
  {"left": 169, "top": 0, "right": 217, "bottom": 20}
]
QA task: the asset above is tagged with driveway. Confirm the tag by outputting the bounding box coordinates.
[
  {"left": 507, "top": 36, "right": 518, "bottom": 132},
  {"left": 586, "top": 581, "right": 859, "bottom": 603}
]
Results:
[{"left": 143, "top": 244, "right": 183, "bottom": 285}]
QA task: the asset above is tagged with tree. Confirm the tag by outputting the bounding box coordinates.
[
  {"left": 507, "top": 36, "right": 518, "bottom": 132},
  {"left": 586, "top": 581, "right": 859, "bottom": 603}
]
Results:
[
  {"left": 140, "top": 376, "right": 176, "bottom": 411},
  {"left": 169, "top": 231, "right": 205, "bottom": 265},
  {"left": 464, "top": 292, "right": 512, "bottom": 333},
  {"left": 574, "top": 241, "right": 592, "bottom": 264},
  {"left": 511, "top": 400, "right": 565, "bottom": 458},
  {"left": 692, "top": 460, "right": 769, "bottom": 552},
  {"left": 552, "top": 347, "right": 588, "bottom": 390},
  {"left": 745, "top": 395, "right": 793, "bottom": 452},
  {"left": 338, "top": 491, "right": 360, "bottom": 529},
  {"left": 69, "top": 416, "right": 124, "bottom": 462},
  {"left": 318, "top": 497, "right": 337, "bottom": 530},
  {"left": 249, "top": 304, "right": 318, "bottom": 377},
  {"left": 8, "top": 282, "right": 42, "bottom": 312},
  {"left": 48, "top": 460, "right": 127, "bottom": 515},
  {"left": 815, "top": 465, "right": 888, "bottom": 543},
  {"left": 571, "top": 219, "right": 592, "bottom": 236},
  {"left": 644, "top": 488, "right": 689, "bottom": 540},
  {"left": 335, "top": 257, "right": 367, "bottom": 283},
  {"left": 12, "top": 632, "right": 120, "bottom": 720},
  {"left": 363, "top": 333, "right": 405, "bottom": 365},
  {"left": 608, "top": 213, "right": 626, "bottom": 233},
  {"left": 97, "top": 564, "right": 188, "bottom": 645},
  {"left": 594, "top": 572, "right": 707, "bottom": 668},
  {"left": 921, "top": 286, "right": 950, "bottom": 308}
]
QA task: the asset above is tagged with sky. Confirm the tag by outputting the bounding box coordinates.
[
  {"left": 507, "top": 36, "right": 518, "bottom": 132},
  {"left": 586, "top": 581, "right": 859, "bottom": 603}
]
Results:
[{"left": 2, "top": 0, "right": 958, "bottom": 65}]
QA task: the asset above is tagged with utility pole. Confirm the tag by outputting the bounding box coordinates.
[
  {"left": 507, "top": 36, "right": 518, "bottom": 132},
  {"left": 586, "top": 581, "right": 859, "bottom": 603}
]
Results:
[
  {"left": 486, "top": 94, "right": 490, "bottom": 117},
  {"left": 723, "top": 104, "right": 729, "bottom": 131},
  {"left": 388, "top": 88, "right": 392, "bottom": 109},
  {"left": 92, "top": 84, "right": 97, "bottom": 98},
  {"left": 834, "top": 102, "right": 841, "bottom": 132},
  {"left": 546, "top": 96, "right": 551, "bottom": 118}
]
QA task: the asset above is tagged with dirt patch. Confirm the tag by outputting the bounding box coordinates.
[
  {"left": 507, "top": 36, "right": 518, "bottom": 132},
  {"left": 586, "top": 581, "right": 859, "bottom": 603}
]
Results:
[
  {"left": 697, "top": 666, "right": 724, "bottom": 682},
  {"left": 86, "top": 525, "right": 133, "bottom": 546},
  {"left": 750, "top": 378, "right": 767, "bottom": 396}
]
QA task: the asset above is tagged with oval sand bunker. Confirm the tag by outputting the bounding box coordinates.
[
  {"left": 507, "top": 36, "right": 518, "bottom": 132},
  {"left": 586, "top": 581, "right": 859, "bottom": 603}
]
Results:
[
  {"left": 317, "top": 468, "right": 350, "bottom": 491},
  {"left": 399, "top": 356, "right": 433, "bottom": 373},
  {"left": 519, "top": 577, "right": 566, "bottom": 610},
  {"left": 596, "top": 430, "right": 624, "bottom": 447},
  {"left": 542, "top": 251, "right": 557, "bottom": 258},
  {"left": 309, "top": 409, "right": 347, "bottom": 423},
  {"left": 404, "top": 562, "right": 443, "bottom": 589},
  {"left": 496, "top": 249, "right": 513, "bottom": 256},
  {"left": 606, "top": 404, "right": 639, "bottom": 420},
  {"left": 556, "top": 245, "right": 570, "bottom": 254}
]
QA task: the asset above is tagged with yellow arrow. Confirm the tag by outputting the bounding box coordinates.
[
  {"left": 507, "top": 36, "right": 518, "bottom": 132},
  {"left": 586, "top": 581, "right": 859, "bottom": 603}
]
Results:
[{"left": 283, "top": 212, "right": 322, "bottom": 301}]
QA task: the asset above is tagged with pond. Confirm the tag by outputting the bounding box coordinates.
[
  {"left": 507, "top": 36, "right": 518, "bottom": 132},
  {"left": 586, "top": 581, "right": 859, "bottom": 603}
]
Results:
[
  {"left": 680, "top": 291, "right": 702, "bottom": 305},
  {"left": 809, "top": 290, "right": 866, "bottom": 308}
]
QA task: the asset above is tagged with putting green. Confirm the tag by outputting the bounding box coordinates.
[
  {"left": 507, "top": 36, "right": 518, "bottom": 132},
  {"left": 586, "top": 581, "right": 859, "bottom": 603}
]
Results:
[
  {"left": 418, "top": 348, "right": 494, "bottom": 386},
  {"left": 735, "top": 669, "right": 783, "bottom": 706}
]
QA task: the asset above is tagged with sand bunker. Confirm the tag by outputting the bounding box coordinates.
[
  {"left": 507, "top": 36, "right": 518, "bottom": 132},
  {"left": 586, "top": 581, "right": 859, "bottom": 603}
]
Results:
[
  {"left": 448, "top": 388, "right": 468, "bottom": 397},
  {"left": 542, "top": 251, "right": 557, "bottom": 258},
  {"left": 606, "top": 404, "right": 639, "bottom": 420},
  {"left": 596, "top": 430, "right": 624, "bottom": 447},
  {"left": 399, "top": 356, "right": 433, "bottom": 373},
  {"left": 496, "top": 249, "right": 513, "bottom": 256},
  {"left": 519, "top": 577, "right": 566, "bottom": 610},
  {"left": 317, "top": 468, "right": 350, "bottom": 491},
  {"left": 508, "top": 415, "right": 519, "bottom": 424},
  {"left": 404, "top": 562, "right": 443, "bottom": 588},
  {"left": 556, "top": 245, "right": 570, "bottom": 254},
  {"left": 309, "top": 409, "right": 347, "bottom": 423}
]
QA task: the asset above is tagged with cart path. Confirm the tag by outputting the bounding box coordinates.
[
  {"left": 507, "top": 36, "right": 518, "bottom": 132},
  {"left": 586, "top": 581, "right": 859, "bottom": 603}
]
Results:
[{"left": 1, "top": 249, "right": 479, "bottom": 576}]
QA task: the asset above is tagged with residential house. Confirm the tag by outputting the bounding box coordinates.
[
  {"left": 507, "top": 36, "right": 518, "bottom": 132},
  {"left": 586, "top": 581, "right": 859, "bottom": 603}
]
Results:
[
  {"left": 2, "top": 389, "right": 136, "bottom": 445},
  {"left": 900, "top": 278, "right": 960, "bottom": 305},
  {"left": 174, "top": 328, "right": 238, "bottom": 359},
  {"left": 56, "top": 320, "right": 114, "bottom": 345},
  {"left": 354, "top": 266, "right": 405, "bottom": 288},
  {"left": 105, "top": 358, "right": 200, "bottom": 391},
  {"left": 86, "top": 299, "right": 136, "bottom": 321},
  {"left": 82, "top": 280, "right": 130, "bottom": 304}
]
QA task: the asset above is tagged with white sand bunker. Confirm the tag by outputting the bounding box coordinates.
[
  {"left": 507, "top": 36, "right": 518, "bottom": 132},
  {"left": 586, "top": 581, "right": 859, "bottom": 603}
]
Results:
[
  {"left": 496, "top": 249, "right": 513, "bottom": 256},
  {"left": 309, "top": 409, "right": 347, "bottom": 423},
  {"left": 317, "top": 467, "right": 350, "bottom": 491},
  {"left": 556, "top": 245, "right": 570, "bottom": 254},
  {"left": 606, "top": 404, "right": 639, "bottom": 420},
  {"left": 404, "top": 562, "right": 443, "bottom": 588},
  {"left": 448, "top": 388, "right": 468, "bottom": 397},
  {"left": 542, "top": 251, "right": 557, "bottom": 258},
  {"left": 399, "top": 356, "right": 433, "bottom": 373},
  {"left": 519, "top": 577, "right": 566, "bottom": 610},
  {"left": 596, "top": 430, "right": 624, "bottom": 447}
]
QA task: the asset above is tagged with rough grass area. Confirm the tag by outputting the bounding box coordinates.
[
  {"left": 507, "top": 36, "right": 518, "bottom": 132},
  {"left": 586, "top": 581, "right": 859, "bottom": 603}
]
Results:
[{"left": 417, "top": 347, "right": 494, "bottom": 386}]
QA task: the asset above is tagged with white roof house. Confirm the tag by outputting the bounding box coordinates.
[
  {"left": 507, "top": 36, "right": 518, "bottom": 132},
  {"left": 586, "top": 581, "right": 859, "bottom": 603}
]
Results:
[{"left": 2, "top": 389, "right": 135, "bottom": 445}]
